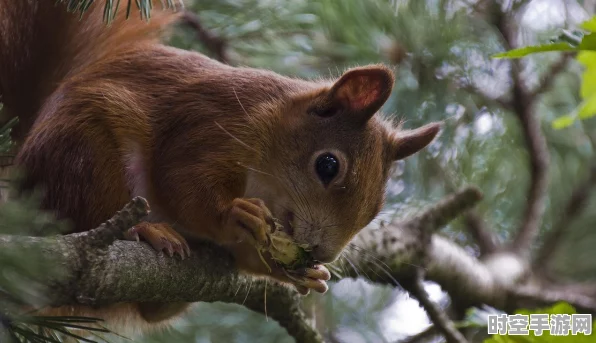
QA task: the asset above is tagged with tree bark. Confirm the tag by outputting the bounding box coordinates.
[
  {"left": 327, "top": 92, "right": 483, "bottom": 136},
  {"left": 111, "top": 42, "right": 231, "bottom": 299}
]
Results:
[{"left": 2, "top": 188, "right": 595, "bottom": 343}]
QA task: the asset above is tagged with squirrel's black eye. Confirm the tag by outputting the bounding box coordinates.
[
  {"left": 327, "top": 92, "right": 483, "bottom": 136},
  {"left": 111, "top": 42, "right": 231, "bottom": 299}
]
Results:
[{"left": 315, "top": 153, "right": 340, "bottom": 185}]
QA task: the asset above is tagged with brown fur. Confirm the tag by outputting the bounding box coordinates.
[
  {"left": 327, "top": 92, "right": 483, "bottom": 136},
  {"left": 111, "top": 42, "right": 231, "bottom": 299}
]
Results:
[{"left": 1, "top": 0, "right": 440, "bottom": 334}]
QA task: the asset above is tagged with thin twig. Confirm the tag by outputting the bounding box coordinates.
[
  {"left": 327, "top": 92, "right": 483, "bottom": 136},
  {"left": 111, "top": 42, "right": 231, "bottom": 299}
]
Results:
[
  {"left": 180, "top": 11, "right": 229, "bottom": 63},
  {"left": 404, "top": 185, "right": 469, "bottom": 343},
  {"left": 534, "top": 165, "right": 596, "bottom": 273},
  {"left": 400, "top": 324, "right": 439, "bottom": 343},
  {"left": 460, "top": 84, "right": 512, "bottom": 111},
  {"left": 427, "top": 158, "right": 498, "bottom": 255},
  {"left": 529, "top": 53, "right": 573, "bottom": 99},
  {"left": 410, "top": 269, "right": 468, "bottom": 343}
]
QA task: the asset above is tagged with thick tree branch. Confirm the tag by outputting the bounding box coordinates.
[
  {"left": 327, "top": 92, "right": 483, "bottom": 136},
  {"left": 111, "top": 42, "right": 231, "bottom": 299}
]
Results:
[
  {"left": 3, "top": 187, "right": 596, "bottom": 343},
  {"left": 0, "top": 198, "right": 321, "bottom": 343}
]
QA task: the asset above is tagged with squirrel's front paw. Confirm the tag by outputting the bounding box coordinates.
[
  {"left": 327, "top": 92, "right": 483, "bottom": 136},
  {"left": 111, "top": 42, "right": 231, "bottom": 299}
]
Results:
[
  {"left": 223, "top": 198, "right": 274, "bottom": 247},
  {"left": 124, "top": 222, "right": 190, "bottom": 259},
  {"left": 285, "top": 264, "right": 331, "bottom": 295}
]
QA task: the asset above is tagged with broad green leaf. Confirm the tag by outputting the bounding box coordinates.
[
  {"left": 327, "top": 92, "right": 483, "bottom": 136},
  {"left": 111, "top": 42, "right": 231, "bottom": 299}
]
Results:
[
  {"left": 552, "top": 114, "right": 576, "bottom": 129},
  {"left": 492, "top": 43, "right": 576, "bottom": 59}
]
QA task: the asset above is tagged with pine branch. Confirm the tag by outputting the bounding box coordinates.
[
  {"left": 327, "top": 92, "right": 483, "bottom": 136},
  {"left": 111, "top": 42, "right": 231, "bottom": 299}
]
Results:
[
  {"left": 397, "top": 187, "right": 471, "bottom": 343},
  {"left": 2, "top": 186, "right": 596, "bottom": 342},
  {"left": 341, "top": 186, "right": 596, "bottom": 317},
  {"left": 0, "top": 197, "right": 321, "bottom": 343},
  {"left": 410, "top": 269, "right": 468, "bottom": 343},
  {"left": 56, "top": 0, "right": 183, "bottom": 23},
  {"left": 0, "top": 117, "right": 18, "bottom": 156},
  {"left": 5, "top": 315, "right": 111, "bottom": 343}
]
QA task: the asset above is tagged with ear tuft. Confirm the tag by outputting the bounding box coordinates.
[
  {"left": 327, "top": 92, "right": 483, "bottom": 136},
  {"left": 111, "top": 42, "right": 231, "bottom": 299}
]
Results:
[
  {"left": 392, "top": 122, "right": 441, "bottom": 161},
  {"left": 320, "top": 65, "right": 394, "bottom": 122}
]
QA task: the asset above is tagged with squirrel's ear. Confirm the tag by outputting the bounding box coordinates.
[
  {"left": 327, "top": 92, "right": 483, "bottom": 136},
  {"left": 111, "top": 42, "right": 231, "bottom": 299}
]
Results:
[
  {"left": 313, "top": 65, "right": 394, "bottom": 123},
  {"left": 390, "top": 122, "right": 441, "bottom": 161}
]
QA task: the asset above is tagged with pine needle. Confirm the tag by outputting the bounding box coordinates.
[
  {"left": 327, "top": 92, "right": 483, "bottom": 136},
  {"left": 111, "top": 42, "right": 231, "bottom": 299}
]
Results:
[{"left": 55, "top": 0, "right": 182, "bottom": 24}]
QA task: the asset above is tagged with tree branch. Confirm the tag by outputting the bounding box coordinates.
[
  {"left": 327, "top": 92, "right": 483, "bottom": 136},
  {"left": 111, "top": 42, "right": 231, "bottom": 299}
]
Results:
[
  {"left": 342, "top": 187, "right": 596, "bottom": 316},
  {"left": 401, "top": 324, "right": 439, "bottom": 343},
  {"left": 509, "top": 286, "right": 596, "bottom": 314},
  {"left": 460, "top": 84, "right": 512, "bottom": 111},
  {"left": 534, "top": 164, "right": 596, "bottom": 273},
  {"left": 0, "top": 198, "right": 321, "bottom": 343},
  {"left": 180, "top": 11, "right": 229, "bottom": 63},
  {"left": 463, "top": 212, "right": 498, "bottom": 255},
  {"left": 509, "top": 78, "right": 550, "bottom": 255},
  {"left": 529, "top": 53, "right": 572, "bottom": 99},
  {"left": 3, "top": 188, "right": 596, "bottom": 343},
  {"left": 493, "top": 4, "right": 551, "bottom": 255},
  {"left": 410, "top": 269, "right": 467, "bottom": 343},
  {"left": 428, "top": 158, "right": 498, "bottom": 255}
]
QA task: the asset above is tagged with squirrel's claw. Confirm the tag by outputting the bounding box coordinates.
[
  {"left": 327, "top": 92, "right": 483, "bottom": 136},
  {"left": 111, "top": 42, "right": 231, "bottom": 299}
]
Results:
[
  {"left": 285, "top": 264, "right": 331, "bottom": 295},
  {"left": 124, "top": 222, "right": 191, "bottom": 260},
  {"left": 223, "top": 198, "right": 274, "bottom": 247}
]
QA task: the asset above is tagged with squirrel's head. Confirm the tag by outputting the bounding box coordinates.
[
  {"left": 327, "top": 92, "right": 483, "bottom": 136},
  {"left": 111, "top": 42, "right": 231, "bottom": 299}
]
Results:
[{"left": 244, "top": 64, "right": 440, "bottom": 264}]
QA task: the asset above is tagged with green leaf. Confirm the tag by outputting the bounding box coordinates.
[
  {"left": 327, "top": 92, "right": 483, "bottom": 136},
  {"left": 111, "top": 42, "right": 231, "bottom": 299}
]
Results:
[
  {"left": 492, "top": 43, "right": 576, "bottom": 59},
  {"left": 552, "top": 114, "right": 576, "bottom": 129},
  {"left": 577, "top": 95, "right": 596, "bottom": 119},
  {"left": 581, "top": 17, "right": 596, "bottom": 32},
  {"left": 578, "top": 56, "right": 596, "bottom": 99},
  {"left": 578, "top": 33, "right": 596, "bottom": 50}
]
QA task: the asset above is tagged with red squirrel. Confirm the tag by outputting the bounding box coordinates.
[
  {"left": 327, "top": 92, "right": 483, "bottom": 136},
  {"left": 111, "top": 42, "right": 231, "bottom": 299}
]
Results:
[{"left": 1, "top": 0, "right": 440, "bottom": 330}]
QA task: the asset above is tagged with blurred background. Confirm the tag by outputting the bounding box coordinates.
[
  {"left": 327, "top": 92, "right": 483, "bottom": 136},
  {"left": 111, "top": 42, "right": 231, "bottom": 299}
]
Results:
[
  {"left": 131, "top": 0, "right": 596, "bottom": 342},
  {"left": 3, "top": 0, "right": 596, "bottom": 342}
]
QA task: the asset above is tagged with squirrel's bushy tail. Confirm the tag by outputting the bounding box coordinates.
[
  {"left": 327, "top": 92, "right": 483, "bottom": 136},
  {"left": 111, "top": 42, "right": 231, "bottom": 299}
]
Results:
[{"left": 0, "top": 1, "right": 182, "bottom": 142}]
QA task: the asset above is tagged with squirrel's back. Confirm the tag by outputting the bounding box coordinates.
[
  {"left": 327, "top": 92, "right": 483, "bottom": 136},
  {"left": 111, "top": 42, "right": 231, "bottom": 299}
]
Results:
[{"left": 0, "top": 0, "right": 181, "bottom": 142}]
